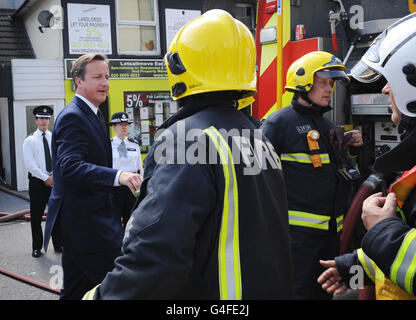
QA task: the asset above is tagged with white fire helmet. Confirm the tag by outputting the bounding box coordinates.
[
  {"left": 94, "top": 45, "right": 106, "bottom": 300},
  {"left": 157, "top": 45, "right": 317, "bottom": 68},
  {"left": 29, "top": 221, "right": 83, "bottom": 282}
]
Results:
[{"left": 351, "top": 13, "right": 416, "bottom": 117}]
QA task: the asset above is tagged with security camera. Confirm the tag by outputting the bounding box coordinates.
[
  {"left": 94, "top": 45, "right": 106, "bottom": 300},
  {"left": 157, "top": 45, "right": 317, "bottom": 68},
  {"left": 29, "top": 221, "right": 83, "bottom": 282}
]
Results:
[
  {"left": 37, "top": 6, "right": 63, "bottom": 33},
  {"left": 38, "top": 10, "right": 53, "bottom": 33}
]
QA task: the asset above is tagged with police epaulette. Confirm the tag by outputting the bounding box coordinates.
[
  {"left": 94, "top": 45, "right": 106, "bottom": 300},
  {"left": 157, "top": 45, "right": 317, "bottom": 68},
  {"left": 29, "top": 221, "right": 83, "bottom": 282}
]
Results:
[{"left": 128, "top": 137, "right": 139, "bottom": 145}]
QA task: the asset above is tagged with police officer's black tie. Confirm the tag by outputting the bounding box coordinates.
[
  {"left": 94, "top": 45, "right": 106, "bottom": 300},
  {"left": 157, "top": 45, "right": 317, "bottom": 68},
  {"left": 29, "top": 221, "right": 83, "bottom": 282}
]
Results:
[{"left": 42, "top": 132, "right": 52, "bottom": 173}]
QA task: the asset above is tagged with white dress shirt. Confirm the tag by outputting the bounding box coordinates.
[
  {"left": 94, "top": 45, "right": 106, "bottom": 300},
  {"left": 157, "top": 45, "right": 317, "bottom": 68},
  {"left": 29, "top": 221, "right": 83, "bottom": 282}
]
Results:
[
  {"left": 111, "top": 135, "right": 143, "bottom": 175},
  {"left": 75, "top": 93, "right": 122, "bottom": 186},
  {"left": 75, "top": 93, "right": 99, "bottom": 115},
  {"left": 23, "top": 129, "right": 52, "bottom": 181}
]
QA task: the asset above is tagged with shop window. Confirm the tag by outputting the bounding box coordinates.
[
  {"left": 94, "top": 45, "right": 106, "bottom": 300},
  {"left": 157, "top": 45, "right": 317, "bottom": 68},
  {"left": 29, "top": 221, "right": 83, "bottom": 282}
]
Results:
[
  {"left": 116, "top": 0, "right": 160, "bottom": 55},
  {"left": 124, "top": 91, "right": 176, "bottom": 153}
]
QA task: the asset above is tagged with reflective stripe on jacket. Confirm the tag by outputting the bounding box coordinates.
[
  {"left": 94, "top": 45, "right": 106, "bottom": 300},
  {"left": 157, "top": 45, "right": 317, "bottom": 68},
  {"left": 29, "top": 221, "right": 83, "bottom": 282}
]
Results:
[
  {"left": 390, "top": 228, "right": 416, "bottom": 295},
  {"left": 357, "top": 248, "right": 416, "bottom": 300},
  {"left": 203, "top": 126, "right": 242, "bottom": 299},
  {"left": 281, "top": 152, "right": 330, "bottom": 165}
]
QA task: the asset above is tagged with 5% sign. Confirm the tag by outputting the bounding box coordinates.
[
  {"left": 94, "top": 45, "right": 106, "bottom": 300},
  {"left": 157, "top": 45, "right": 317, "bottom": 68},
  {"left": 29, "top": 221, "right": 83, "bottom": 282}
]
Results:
[
  {"left": 86, "top": 27, "right": 102, "bottom": 37},
  {"left": 125, "top": 93, "right": 144, "bottom": 108}
]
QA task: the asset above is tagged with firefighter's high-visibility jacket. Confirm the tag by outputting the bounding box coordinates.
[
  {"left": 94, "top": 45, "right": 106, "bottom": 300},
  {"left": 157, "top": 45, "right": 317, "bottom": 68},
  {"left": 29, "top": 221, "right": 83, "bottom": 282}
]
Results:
[
  {"left": 84, "top": 95, "right": 294, "bottom": 300},
  {"left": 335, "top": 210, "right": 416, "bottom": 299},
  {"left": 335, "top": 124, "right": 416, "bottom": 299},
  {"left": 261, "top": 99, "right": 351, "bottom": 233}
]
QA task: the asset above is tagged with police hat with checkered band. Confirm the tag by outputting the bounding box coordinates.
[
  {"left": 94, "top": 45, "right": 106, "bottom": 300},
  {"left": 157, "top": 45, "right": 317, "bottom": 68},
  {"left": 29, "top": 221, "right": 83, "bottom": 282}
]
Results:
[{"left": 109, "top": 112, "right": 133, "bottom": 125}]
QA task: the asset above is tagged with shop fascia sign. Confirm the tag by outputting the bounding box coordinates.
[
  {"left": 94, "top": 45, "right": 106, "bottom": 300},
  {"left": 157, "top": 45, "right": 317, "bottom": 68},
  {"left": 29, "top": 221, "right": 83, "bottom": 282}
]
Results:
[{"left": 64, "top": 59, "right": 168, "bottom": 79}]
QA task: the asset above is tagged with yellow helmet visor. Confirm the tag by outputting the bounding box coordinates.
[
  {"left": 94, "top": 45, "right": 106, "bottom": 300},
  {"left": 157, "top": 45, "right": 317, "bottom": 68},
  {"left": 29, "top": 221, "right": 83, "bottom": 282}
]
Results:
[{"left": 316, "top": 69, "right": 350, "bottom": 85}]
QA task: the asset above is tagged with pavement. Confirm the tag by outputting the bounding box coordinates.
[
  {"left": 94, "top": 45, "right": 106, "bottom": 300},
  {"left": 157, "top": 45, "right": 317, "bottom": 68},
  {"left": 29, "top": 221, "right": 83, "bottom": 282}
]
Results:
[{"left": 0, "top": 187, "right": 60, "bottom": 300}]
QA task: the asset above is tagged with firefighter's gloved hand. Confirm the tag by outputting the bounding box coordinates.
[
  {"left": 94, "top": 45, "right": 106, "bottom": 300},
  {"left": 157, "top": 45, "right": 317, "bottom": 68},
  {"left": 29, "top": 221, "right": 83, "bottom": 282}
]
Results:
[
  {"left": 329, "top": 127, "right": 354, "bottom": 151},
  {"left": 329, "top": 126, "right": 360, "bottom": 181},
  {"left": 342, "top": 131, "right": 354, "bottom": 149},
  {"left": 329, "top": 126, "right": 351, "bottom": 162}
]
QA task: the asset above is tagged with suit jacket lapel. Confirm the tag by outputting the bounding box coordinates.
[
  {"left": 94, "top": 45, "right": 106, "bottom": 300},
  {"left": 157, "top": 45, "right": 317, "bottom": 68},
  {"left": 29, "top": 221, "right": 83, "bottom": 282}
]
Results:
[
  {"left": 73, "top": 96, "right": 112, "bottom": 165},
  {"left": 74, "top": 96, "right": 107, "bottom": 136}
]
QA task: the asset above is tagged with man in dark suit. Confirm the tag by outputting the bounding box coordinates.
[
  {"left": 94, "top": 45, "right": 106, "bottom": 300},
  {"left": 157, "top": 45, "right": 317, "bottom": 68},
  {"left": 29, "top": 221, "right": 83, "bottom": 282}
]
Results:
[{"left": 44, "top": 53, "right": 142, "bottom": 300}]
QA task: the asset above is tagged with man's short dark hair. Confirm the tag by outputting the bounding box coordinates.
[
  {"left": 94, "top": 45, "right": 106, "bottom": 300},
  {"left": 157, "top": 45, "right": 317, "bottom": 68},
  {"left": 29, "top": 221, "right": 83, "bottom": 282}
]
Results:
[{"left": 71, "top": 53, "right": 109, "bottom": 89}]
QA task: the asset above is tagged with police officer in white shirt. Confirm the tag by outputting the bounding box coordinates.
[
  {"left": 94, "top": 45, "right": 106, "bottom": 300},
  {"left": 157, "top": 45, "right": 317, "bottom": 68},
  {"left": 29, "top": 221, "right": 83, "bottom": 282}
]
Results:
[
  {"left": 23, "top": 106, "right": 62, "bottom": 258},
  {"left": 110, "top": 112, "right": 143, "bottom": 227}
]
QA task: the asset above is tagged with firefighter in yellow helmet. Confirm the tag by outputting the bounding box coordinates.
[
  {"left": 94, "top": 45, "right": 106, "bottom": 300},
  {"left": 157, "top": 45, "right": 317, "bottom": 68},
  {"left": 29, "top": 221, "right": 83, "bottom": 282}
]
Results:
[
  {"left": 261, "top": 51, "right": 363, "bottom": 300},
  {"left": 83, "top": 9, "right": 293, "bottom": 300}
]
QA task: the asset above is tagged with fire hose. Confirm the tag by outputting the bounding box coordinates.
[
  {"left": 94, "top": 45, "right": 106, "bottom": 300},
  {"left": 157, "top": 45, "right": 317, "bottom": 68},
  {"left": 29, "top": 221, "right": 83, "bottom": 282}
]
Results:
[
  {"left": 0, "top": 186, "right": 60, "bottom": 296},
  {"left": 340, "top": 173, "right": 384, "bottom": 300},
  {"left": 0, "top": 185, "right": 30, "bottom": 201},
  {"left": 0, "top": 186, "right": 46, "bottom": 222},
  {"left": 340, "top": 173, "right": 384, "bottom": 254},
  {"left": 0, "top": 209, "right": 31, "bottom": 222},
  {"left": 0, "top": 267, "right": 60, "bottom": 295},
  {"left": 0, "top": 210, "right": 47, "bottom": 222}
]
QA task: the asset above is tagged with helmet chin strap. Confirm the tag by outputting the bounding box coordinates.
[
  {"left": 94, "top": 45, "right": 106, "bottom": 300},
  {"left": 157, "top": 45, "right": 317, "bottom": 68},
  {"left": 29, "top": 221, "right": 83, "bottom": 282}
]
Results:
[{"left": 295, "top": 91, "right": 314, "bottom": 106}]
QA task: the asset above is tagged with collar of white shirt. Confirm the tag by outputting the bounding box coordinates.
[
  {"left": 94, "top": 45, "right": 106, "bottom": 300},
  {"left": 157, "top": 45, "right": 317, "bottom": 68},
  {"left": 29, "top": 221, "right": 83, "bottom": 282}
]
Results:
[
  {"left": 75, "top": 93, "right": 99, "bottom": 115},
  {"left": 35, "top": 128, "right": 51, "bottom": 137},
  {"left": 112, "top": 135, "right": 126, "bottom": 146}
]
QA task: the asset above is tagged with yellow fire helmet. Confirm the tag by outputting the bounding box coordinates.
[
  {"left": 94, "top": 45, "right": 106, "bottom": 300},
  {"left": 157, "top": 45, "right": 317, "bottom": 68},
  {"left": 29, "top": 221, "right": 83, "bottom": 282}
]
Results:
[
  {"left": 164, "top": 9, "right": 257, "bottom": 105},
  {"left": 285, "top": 51, "right": 350, "bottom": 94}
]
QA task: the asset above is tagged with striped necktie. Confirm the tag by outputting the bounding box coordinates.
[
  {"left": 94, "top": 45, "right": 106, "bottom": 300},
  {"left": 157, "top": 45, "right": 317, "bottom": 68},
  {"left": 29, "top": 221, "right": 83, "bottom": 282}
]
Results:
[
  {"left": 97, "top": 109, "right": 106, "bottom": 127},
  {"left": 118, "top": 140, "right": 128, "bottom": 158}
]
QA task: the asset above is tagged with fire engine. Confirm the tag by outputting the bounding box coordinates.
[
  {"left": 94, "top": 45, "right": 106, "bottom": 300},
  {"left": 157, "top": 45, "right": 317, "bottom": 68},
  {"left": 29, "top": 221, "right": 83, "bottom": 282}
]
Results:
[
  {"left": 254, "top": 0, "right": 415, "bottom": 182},
  {"left": 253, "top": 0, "right": 416, "bottom": 267}
]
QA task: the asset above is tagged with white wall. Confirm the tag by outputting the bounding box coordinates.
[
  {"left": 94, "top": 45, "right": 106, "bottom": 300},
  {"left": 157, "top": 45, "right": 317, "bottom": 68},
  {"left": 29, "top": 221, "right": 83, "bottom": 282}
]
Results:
[
  {"left": 0, "top": 97, "right": 11, "bottom": 186},
  {"left": 12, "top": 59, "right": 65, "bottom": 100},
  {"left": 23, "top": 0, "right": 64, "bottom": 59}
]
